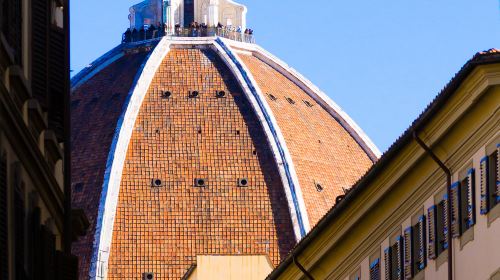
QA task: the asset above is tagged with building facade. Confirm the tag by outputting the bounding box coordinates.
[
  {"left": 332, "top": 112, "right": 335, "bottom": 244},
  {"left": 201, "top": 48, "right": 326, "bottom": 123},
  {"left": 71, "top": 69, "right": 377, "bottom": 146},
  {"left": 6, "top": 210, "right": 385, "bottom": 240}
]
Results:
[
  {"left": 0, "top": 0, "right": 84, "bottom": 279},
  {"left": 268, "top": 49, "right": 500, "bottom": 280},
  {"left": 71, "top": 1, "right": 381, "bottom": 279}
]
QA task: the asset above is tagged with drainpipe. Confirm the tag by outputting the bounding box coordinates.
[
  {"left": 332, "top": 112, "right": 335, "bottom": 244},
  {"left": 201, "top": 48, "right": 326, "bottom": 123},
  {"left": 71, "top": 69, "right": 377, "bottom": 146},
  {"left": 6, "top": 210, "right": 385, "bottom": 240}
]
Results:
[
  {"left": 293, "top": 255, "right": 315, "bottom": 280},
  {"left": 413, "top": 131, "right": 453, "bottom": 280}
]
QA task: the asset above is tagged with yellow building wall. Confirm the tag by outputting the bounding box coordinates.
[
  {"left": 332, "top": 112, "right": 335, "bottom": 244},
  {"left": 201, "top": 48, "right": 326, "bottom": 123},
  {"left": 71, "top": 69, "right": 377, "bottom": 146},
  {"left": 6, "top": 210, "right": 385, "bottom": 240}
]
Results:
[{"left": 186, "top": 255, "right": 274, "bottom": 280}]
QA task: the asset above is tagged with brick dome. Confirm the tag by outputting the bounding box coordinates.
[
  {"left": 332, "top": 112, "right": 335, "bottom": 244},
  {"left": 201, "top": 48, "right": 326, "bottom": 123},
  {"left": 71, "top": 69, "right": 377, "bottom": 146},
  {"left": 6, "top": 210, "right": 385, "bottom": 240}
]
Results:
[{"left": 71, "top": 37, "right": 380, "bottom": 279}]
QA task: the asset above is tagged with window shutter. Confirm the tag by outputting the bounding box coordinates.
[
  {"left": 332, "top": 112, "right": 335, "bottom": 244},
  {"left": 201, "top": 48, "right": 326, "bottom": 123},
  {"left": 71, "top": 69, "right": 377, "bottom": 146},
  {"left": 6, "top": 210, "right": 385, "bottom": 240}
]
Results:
[
  {"left": 1, "top": 0, "right": 23, "bottom": 64},
  {"left": 496, "top": 144, "right": 500, "bottom": 203},
  {"left": 413, "top": 216, "right": 426, "bottom": 272},
  {"left": 31, "top": 0, "right": 50, "bottom": 108},
  {"left": 461, "top": 169, "right": 476, "bottom": 231},
  {"left": 427, "top": 206, "right": 437, "bottom": 259},
  {"left": 370, "top": 258, "right": 381, "bottom": 280},
  {"left": 48, "top": 27, "right": 66, "bottom": 140},
  {"left": 384, "top": 247, "right": 392, "bottom": 280},
  {"left": 0, "top": 153, "right": 8, "bottom": 280},
  {"left": 391, "top": 236, "right": 403, "bottom": 280},
  {"left": 450, "top": 182, "right": 461, "bottom": 237},
  {"left": 441, "top": 195, "right": 449, "bottom": 251},
  {"left": 480, "top": 156, "right": 489, "bottom": 214},
  {"left": 403, "top": 227, "right": 413, "bottom": 279}
]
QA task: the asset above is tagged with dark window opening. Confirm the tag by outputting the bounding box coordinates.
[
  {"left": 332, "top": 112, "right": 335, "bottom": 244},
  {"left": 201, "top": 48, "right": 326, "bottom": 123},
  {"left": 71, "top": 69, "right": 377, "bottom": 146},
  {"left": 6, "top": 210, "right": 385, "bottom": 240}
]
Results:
[
  {"left": 238, "top": 178, "right": 249, "bottom": 187},
  {"left": 151, "top": 179, "right": 162, "bottom": 188},
  {"left": 162, "top": 91, "right": 172, "bottom": 99},
  {"left": 286, "top": 97, "right": 296, "bottom": 105},
  {"left": 183, "top": 0, "right": 194, "bottom": 27},
  {"left": 74, "top": 183, "right": 84, "bottom": 193},
  {"left": 303, "top": 100, "right": 314, "bottom": 107},
  {"left": 195, "top": 178, "right": 206, "bottom": 188},
  {"left": 268, "top": 94, "right": 277, "bottom": 101},
  {"left": 1, "top": 0, "right": 23, "bottom": 64},
  {"left": 189, "top": 91, "right": 199, "bottom": 98}
]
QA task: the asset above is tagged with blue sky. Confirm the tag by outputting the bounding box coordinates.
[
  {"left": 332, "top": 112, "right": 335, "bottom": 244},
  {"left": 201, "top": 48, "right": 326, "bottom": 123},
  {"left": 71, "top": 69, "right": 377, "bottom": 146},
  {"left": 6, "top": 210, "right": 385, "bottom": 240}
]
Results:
[{"left": 71, "top": 0, "right": 500, "bottom": 152}]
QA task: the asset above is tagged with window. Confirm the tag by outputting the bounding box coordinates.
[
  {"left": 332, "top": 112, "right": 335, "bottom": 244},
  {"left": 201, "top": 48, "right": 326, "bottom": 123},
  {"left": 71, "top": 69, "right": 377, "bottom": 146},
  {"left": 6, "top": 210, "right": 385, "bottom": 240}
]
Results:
[
  {"left": 303, "top": 100, "right": 314, "bottom": 107},
  {"left": 1, "top": 0, "right": 23, "bottom": 63},
  {"left": 370, "top": 258, "right": 381, "bottom": 280},
  {"left": 184, "top": 0, "right": 194, "bottom": 27},
  {"left": 384, "top": 235, "right": 403, "bottom": 280},
  {"left": 370, "top": 250, "right": 381, "bottom": 280},
  {"left": 460, "top": 169, "right": 475, "bottom": 233},
  {"left": 436, "top": 197, "right": 449, "bottom": 254},
  {"left": 480, "top": 145, "right": 499, "bottom": 214},
  {"left": 428, "top": 193, "right": 448, "bottom": 260},
  {"left": 450, "top": 182, "right": 461, "bottom": 237},
  {"left": 51, "top": 0, "right": 64, "bottom": 28},
  {"left": 403, "top": 227, "right": 413, "bottom": 279},
  {"left": 412, "top": 215, "right": 426, "bottom": 273}
]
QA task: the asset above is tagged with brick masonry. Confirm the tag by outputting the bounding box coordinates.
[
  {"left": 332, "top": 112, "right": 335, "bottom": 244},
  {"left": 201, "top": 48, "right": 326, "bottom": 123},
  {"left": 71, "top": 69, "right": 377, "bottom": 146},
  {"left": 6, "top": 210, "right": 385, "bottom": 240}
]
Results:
[
  {"left": 106, "top": 48, "right": 295, "bottom": 279},
  {"left": 239, "top": 54, "right": 374, "bottom": 227},
  {"left": 71, "top": 51, "right": 152, "bottom": 280}
]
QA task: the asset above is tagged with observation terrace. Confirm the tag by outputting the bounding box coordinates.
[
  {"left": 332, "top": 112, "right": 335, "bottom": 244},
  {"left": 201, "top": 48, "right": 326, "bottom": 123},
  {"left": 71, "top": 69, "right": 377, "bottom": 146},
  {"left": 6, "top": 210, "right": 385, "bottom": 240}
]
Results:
[{"left": 122, "top": 26, "right": 255, "bottom": 44}]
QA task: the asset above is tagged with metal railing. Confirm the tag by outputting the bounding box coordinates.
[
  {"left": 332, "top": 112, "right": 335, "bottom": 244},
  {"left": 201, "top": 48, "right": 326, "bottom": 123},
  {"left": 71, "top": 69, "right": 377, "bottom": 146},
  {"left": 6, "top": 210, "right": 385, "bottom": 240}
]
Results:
[{"left": 122, "top": 27, "right": 255, "bottom": 44}]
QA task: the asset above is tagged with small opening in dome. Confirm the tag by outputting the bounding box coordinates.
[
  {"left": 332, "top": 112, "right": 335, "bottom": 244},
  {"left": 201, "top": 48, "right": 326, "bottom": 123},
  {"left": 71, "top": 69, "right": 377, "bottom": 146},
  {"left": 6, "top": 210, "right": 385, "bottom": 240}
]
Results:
[
  {"left": 216, "top": 91, "right": 226, "bottom": 98},
  {"left": 286, "top": 97, "right": 296, "bottom": 105},
  {"left": 162, "top": 91, "right": 172, "bottom": 98},
  {"left": 238, "top": 178, "right": 249, "bottom": 187},
  {"left": 253, "top": 150, "right": 257, "bottom": 156},
  {"left": 268, "top": 94, "right": 277, "bottom": 101},
  {"left": 195, "top": 178, "right": 206, "bottom": 187},
  {"left": 303, "top": 100, "right": 314, "bottom": 107},
  {"left": 74, "top": 183, "right": 84, "bottom": 193},
  {"left": 151, "top": 179, "right": 162, "bottom": 187},
  {"left": 315, "top": 183, "right": 324, "bottom": 192},
  {"left": 190, "top": 91, "right": 199, "bottom": 98},
  {"left": 236, "top": 130, "right": 240, "bottom": 135}
]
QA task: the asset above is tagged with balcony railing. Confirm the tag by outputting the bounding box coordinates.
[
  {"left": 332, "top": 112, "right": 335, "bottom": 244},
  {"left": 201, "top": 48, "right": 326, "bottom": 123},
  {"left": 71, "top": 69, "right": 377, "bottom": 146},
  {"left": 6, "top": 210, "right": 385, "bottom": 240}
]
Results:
[{"left": 122, "top": 27, "right": 255, "bottom": 44}]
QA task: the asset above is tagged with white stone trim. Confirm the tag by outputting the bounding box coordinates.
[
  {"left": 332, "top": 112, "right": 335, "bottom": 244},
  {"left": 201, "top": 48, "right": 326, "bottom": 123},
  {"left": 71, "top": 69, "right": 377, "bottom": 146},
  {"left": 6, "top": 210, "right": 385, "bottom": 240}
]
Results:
[
  {"left": 214, "top": 37, "right": 311, "bottom": 238},
  {"left": 90, "top": 37, "right": 172, "bottom": 280},
  {"left": 225, "top": 39, "right": 382, "bottom": 160}
]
